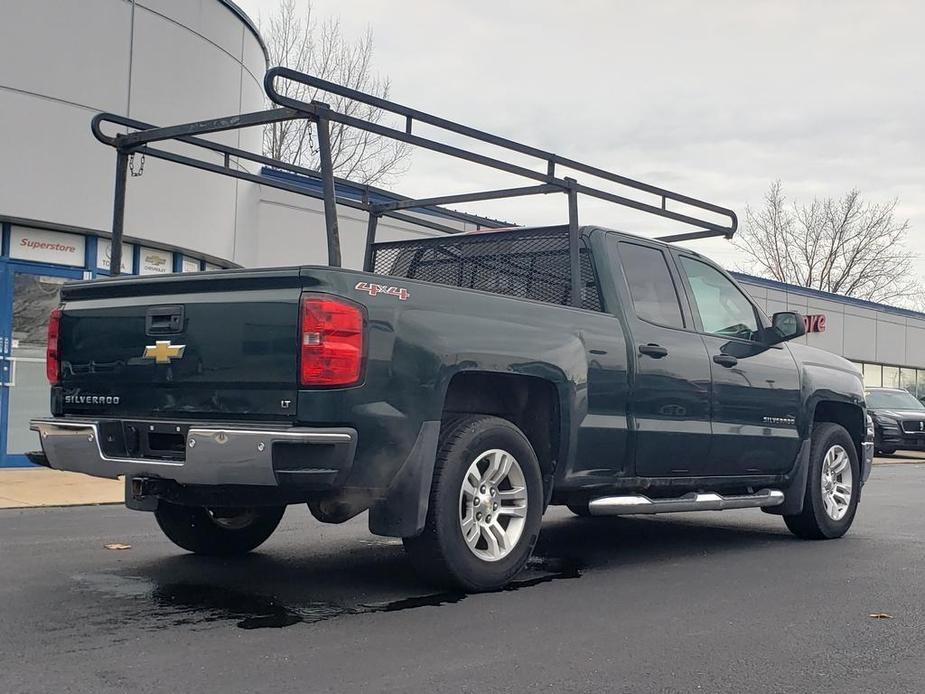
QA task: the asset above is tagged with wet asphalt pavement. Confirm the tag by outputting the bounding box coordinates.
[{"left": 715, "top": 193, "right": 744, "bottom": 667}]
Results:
[{"left": 2, "top": 464, "right": 924, "bottom": 694}]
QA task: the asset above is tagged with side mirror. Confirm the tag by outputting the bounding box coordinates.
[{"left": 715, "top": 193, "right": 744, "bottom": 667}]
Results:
[{"left": 767, "top": 311, "right": 806, "bottom": 344}]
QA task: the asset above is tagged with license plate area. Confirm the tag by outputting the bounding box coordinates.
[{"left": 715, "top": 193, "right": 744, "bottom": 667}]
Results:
[{"left": 98, "top": 420, "right": 191, "bottom": 461}]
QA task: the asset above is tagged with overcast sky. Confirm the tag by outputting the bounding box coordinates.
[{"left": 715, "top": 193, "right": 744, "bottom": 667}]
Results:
[{"left": 235, "top": 0, "right": 925, "bottom": 279}]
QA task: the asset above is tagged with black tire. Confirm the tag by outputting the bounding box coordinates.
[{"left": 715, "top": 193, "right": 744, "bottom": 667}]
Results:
[
  {"left": 784, "top": 422, "right": 860, "bottom": 540},
  {"left": 877, "top": 448, "right": 895, "bottom": 456},
  {"left": 154, "top": 502, "right": 285, "bottom": 555},
  {"left": 402, "top": 415, "right": 544, "bottom": 591}
]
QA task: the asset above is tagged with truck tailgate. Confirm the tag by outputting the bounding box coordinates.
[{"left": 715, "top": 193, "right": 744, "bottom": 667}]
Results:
[{"left": 56, "top": 269, "right": 302, "bottom": 420}]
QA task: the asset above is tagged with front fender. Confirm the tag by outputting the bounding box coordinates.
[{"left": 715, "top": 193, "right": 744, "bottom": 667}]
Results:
[{"left": 793, "top": 348, "right": 866, "bottom": 440}]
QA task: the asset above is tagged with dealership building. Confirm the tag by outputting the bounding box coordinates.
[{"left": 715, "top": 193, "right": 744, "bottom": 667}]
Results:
[
  {"left": 735, "top": 274, "right": 925, "bottom": 395},
  {"left": 0, "top": 0, "right": 489, "bottom": 466},
  {"left": 1, "top": 0, "right": 923, "bottom": 467}
]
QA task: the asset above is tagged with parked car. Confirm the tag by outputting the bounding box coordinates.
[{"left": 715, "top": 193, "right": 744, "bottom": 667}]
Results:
[
  {"left": 30, "top": 225, "right": 874, "bottom": 590},
  {"left": 865, "top": 386, "right": 925, "bottom": 454}
]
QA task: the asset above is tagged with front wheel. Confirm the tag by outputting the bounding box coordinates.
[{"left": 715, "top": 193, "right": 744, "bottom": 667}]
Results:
[
  {"left": 402, "top": 415, "right": 544, "bottom": 591},
  {"left": 784, "top": 422, "right": 859, "bottom": 540},
  {"left": 154, "top": 502, "right": 285, "bottom": 555}
]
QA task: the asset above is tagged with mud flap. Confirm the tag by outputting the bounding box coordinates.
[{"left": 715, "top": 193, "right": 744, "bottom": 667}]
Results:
[
  {"left": 762, "top": 438, "right": 810, "bottom": 516},
  {"left": 368, "top": 420, "right": 441, "bottom": 538}
]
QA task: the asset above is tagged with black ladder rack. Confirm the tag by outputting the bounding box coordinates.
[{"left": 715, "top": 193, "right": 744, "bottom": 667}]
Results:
[{"left": 91, "top": 65, "right": 737, "bottom": 307}]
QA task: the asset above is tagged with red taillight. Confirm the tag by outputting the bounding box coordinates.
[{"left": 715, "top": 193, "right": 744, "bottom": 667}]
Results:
[
  {"left": 299, "top": 295, "right": 364, "bottom": 387},
  {"left": 47, "top": 307, "right": 62, "bottom": 385}
]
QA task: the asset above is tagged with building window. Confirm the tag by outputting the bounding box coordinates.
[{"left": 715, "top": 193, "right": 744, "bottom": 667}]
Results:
[
  {"left": 882, "top": 365, "right": 900, "bottom": 389},
  {"left": 900, "top": 367, "right": 917, "bottom": 396},
  {"left": 863, "top": 363, "right": 882, "bottom": 388}
]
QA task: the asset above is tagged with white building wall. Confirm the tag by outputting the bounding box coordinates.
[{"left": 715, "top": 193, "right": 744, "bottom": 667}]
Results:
[
  {"left": 843, "top": 308, "right": 878, "bottom": 362},
  {"left": 0, "top": 0, "right": 266, "bottom": 265},
  {"left": 906, "top": 324, "right": 925, "bottom": 364},
  {"left": 738, "top": 276, "right": 925, "bottom": 370},
  {"left": 250, "top": 186, "right": 475, "bottom": 270}
]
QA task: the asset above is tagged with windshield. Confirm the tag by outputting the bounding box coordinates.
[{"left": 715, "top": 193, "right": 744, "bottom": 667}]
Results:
[{"left": 866, "top": 390, "right": 925, "bottom": 410}]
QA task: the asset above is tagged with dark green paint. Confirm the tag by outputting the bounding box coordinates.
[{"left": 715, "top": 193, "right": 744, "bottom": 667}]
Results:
[{"left": 51, "top": 228, "right": 867, "bottom": 511}]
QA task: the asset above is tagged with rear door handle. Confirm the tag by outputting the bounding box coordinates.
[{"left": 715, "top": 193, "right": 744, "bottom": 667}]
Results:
[
  {"left": 639, "top": 343, "right": 668, "bottom": 359},
  {"left": 713, "top": 354, "right": 738, "bottom": 368}
]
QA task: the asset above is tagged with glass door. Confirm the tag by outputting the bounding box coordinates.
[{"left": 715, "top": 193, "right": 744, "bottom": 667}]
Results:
[{"left": 1, "top": 262, "right": 84, "bottom": 466}]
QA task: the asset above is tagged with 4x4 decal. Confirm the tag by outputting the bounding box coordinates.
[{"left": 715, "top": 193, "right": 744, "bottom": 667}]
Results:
[{"left": 355, "top": 281, "right": 410, "bottom": 301}]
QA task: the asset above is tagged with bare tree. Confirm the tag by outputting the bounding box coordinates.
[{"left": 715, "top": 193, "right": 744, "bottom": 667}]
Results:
[
  {"left": 261, "top": 0, "right": 410, "bottom": 185},
  {"left": 735, "top": 181, "right": 920, "bottom": 305}
]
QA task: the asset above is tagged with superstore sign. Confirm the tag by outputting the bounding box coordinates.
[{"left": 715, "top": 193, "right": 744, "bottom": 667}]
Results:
[
  {"left": 21, "top": 239, "right": 76, "bottom": 252},
  {"left": 10, "top": 227, "right": 85, "bottom": 267}
]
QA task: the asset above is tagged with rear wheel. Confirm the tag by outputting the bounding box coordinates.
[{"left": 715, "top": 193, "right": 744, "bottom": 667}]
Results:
[
  {"left": 402, "top": 415, "right": 544, "bottom": 591},
  {"left": 154, "top": 502, "right": 285, "bottom": 555},
  {"left": 784, "top": 422, "right": 859, "bottom": 540}
]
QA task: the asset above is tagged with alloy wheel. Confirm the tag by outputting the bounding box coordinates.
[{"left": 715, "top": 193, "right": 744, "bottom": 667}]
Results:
[
  {"left": 458, "top": 448, "right": 529, "bottom": 561},
  {"left": 820, "top": 444, "right": 853, "bottom": 521}
]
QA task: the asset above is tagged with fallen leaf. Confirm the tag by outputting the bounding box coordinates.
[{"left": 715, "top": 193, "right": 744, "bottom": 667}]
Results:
[
  {"left": 104, "top": 543, "right": 132, "bottom": 551},
  {"left": 868, "top": 613, "right": 893, "bottom": 619}
]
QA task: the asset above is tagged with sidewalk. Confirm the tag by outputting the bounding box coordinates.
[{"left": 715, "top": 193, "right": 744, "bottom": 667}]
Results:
[
  {"left": 0, "top": 468, "right": 122, "bottom": 509},
  {"left": 875, "top": 451, "right": 925, "bottom": 465}
]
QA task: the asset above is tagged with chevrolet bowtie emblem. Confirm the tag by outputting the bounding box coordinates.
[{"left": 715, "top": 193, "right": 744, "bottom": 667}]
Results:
[{"left": 142, "top": 340, "right": 186, "bottom": 364}]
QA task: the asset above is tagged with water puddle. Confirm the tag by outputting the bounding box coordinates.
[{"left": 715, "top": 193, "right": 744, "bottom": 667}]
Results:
[{"left": 73, "top": 556, "right": 581, "bottom": 631}]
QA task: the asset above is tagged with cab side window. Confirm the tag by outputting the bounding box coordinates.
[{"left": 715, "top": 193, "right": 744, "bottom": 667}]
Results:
[
  {"left": 679, "top": 256, "right": 759, "bottom": 341},
  {"left": 619, "top": 242, "right": 685, "bottom": 329}
]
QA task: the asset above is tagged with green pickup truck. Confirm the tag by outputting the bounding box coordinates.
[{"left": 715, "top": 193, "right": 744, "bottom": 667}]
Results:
[
  {"left": 31, "top": 225, "right": 873, "bottom": 590},
  {"left": 30, "top": 66, "right": 874, "bottom": 591}
]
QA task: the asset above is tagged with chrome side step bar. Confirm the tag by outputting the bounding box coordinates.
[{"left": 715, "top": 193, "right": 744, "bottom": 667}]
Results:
[{"left": 588, "top": 488, "right": 785, "bottom": 516}]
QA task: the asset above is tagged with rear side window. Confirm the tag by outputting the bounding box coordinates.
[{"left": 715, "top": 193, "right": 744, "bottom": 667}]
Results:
[{"left": 618, "top": 242, "right": 684, "bottom": 328}]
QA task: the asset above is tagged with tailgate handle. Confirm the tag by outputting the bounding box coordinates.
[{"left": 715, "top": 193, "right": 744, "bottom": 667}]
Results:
[{"left": 146, "top": 305, "right": 184, "bottom": 335}]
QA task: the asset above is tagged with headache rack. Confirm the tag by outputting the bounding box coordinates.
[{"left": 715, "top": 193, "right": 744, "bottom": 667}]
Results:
[{"left": 91, "top": 66, "right": 738, "bottom": 307}]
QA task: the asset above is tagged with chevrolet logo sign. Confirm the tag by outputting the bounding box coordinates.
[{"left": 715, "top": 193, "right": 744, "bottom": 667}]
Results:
[{"left": 142, "top": 340, "right": 185, "bottom": 364}]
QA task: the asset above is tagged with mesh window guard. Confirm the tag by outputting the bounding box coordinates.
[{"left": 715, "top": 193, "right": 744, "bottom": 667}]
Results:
[{"left": 371, "top": 229, "right": 603, "bottom": 312}]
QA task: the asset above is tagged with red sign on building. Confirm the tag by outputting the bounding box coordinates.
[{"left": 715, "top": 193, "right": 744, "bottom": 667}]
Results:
[{"left": 803, "top": 314, "right": 827, "bottom": 333}]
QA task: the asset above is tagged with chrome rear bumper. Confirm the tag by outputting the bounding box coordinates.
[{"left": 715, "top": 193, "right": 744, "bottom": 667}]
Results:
[{"left": 30, "top": 418, "right": 356, "bottom": 487}]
